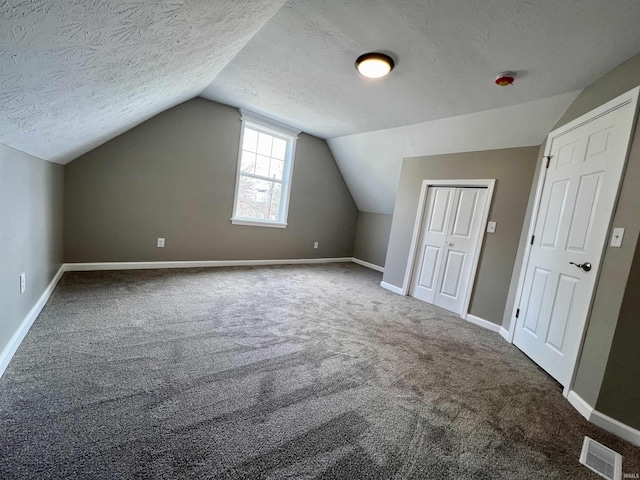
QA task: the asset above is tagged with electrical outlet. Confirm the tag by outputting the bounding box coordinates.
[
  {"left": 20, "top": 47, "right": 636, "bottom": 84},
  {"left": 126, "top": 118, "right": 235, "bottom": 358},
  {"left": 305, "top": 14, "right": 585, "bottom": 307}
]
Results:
[
  {"left": 314, "top": 242, "right": 319, "bottom": 249},
  {"left": 157, "top": 238, "right": 165, "bottom": 248},
  {"left": 487, "top": 221, "right": 497, "bottom": 233},
  {"left": 20, "top": 273, "right": 25, "bottom": 294}
]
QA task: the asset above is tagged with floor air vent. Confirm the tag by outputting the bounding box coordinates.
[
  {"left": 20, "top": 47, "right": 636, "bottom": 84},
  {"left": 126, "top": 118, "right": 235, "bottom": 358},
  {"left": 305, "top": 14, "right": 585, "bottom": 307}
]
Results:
[{"left": 579, "top": 436, "right": 622, "bottom": 480}]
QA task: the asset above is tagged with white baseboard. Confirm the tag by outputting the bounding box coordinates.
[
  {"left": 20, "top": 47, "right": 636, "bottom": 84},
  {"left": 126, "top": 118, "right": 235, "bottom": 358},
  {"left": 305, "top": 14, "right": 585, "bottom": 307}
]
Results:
[
  {"left": 352, "top": 258, "right": 384, "bottom": 273},
  {"left": 0, "top": 264, "right": 66, "bottom": 379},
  {"left": 567, "top": 390, "right": 594, "bottom": 420},
  {"left": 64, "top": 257, "right": 354, "bottom": 272},
  {"left": 591, "top": 408, "right": 640, "bottom": 447},
  {"left": 380, "top": 281, "right": 404, "bottom": 295},
  {"left": 567, "top": 390, "right": 640, "bottom": 447},
  {"left": 499, "top": 327, "right": 511, "bottom": 342},
  {"left": 464, "top": 314, "right": 501, "bottom": 333}
]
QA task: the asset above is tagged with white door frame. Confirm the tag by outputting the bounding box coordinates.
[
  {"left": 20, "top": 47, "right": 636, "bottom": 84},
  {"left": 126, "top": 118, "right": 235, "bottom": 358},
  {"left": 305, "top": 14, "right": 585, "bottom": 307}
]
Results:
[
  {"left": 402, "top": 179, "right": 495, "bottom": 319},
  {"left": 504, "top": 86, "right": 640, "bottom": 398}
]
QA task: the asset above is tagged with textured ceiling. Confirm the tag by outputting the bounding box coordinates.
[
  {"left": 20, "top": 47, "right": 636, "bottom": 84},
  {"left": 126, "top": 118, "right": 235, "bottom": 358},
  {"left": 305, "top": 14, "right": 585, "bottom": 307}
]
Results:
[
  {"left": 202, "top": 0, "right": 640, "bottom": 139},
  {"left": 0, "top": 0, "right": 287, "bottom": 163},
  {"left": 3, "top": 1, "right": 640, "bottom": 216}
]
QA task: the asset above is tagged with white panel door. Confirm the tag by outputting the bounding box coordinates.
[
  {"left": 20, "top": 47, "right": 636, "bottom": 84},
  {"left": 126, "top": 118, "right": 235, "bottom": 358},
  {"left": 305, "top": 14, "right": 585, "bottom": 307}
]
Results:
[
  {"left": 409, "top": 187, "right": 455, "bottom": 305},
  {"left": 434, "top": 188, "right": 488, "bottom": 314},
  {"left": 513, "top": 102, "right": 637, "bottom": 386},
  {"left": 410, "top": 187, "right": 488, "bottom": 315}
]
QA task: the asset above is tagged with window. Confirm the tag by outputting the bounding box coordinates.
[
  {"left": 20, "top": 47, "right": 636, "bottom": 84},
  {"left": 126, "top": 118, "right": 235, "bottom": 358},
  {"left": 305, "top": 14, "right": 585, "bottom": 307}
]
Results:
[{"left": 231, "top": 110, "right": 300, "bottom": 228}]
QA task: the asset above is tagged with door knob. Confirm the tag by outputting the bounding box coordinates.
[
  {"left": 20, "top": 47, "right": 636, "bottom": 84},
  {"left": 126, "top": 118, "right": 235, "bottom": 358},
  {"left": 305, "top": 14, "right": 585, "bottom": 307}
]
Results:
[
  {"left": 570, "top": 262, "right": 592, "bottom": 272},
  {"left": 446, "top": 242, "right": 453, "bottom": 247}
]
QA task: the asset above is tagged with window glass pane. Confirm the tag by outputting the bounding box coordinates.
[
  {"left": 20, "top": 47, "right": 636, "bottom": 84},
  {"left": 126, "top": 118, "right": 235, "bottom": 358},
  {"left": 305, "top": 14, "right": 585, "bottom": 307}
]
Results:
[
  {"left": 243, "top": 128, "right": 259, "bottom": 153},
  {"left": 272, "top": 137, "right": 287, "bottom": 160},
  {"left": 270, "top": 158, "right": 284, "bottom": 180},
  {"left": 268, "top": 182, "right": 282, "bottom": 221},
  {"left": 240, "top": 151, "right": 256, "bottom": 174},
  {"left": 255, "top": 154, "right": 270, "bottom": 178},
  {"left": 257, "top": 132, "right": 273, "bottom": 156},
  {"left": 237, "top": 176, "right": 281, "bottom": 221}
]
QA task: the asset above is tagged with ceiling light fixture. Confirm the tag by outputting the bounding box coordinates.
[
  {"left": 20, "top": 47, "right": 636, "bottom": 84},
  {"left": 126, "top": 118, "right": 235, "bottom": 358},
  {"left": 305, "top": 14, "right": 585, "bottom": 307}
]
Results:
[{"left": 355, "top": 53, "right": 395, "bottom": 79}]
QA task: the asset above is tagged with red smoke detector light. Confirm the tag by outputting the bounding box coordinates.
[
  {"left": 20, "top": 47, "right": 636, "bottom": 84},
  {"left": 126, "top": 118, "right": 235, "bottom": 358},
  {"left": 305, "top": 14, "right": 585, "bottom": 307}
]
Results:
[{"left": 495, "top": 71, "right": 516, "bottom": 86}]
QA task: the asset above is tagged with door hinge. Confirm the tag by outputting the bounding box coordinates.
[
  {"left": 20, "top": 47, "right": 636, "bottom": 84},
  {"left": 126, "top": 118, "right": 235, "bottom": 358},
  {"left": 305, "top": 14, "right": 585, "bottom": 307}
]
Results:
[
  {"left": 544, "top": 156, "right": 552, "bottom": 168},
  {"left": 530, "top": 235, "right": 535, "bottom": 245},
  {"left": 515, "top": 308, "right": 520, "bottom": 319}
]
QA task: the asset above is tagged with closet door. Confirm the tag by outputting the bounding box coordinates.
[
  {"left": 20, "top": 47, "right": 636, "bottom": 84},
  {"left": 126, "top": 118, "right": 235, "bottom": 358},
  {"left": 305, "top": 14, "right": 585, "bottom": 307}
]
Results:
[
  {"left": 409, "top": 187, "right": 456, "bottom": 305},
  {"left": 410, "top": 187, "right": 487, "bottom": 315}
]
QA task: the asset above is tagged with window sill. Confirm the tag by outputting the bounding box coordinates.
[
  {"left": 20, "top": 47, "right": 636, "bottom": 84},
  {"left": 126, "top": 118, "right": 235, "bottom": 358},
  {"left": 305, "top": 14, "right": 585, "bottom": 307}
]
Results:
[{"left": 230, "top": 218, "right": 288, "bottom": 229}]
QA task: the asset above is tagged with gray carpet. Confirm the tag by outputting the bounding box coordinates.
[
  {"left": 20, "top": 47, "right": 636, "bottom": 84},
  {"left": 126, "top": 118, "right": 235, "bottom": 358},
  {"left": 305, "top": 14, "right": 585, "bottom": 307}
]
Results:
[{"left": 1, "top": 263, "right": 638, "bottom": 479}]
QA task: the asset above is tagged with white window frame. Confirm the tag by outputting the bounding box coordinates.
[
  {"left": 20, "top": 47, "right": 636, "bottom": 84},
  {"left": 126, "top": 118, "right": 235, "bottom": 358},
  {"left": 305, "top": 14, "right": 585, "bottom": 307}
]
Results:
[{"left": 231, "top": 109, "right": 301, "bottom": 228}]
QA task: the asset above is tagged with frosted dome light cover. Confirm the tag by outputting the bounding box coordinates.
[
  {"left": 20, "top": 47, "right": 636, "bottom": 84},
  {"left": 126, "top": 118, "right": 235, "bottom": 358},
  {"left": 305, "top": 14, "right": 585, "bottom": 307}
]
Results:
[{"left": 356, "top": 53, "right": 395, "bottom": 79}]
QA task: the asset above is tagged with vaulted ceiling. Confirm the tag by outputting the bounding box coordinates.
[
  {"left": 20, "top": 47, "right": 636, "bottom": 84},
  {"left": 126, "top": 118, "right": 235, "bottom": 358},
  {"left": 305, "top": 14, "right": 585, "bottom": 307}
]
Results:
[
  {"left": 0, "top": 0, "right": 287, "bottom": 163},
  {"left": 202, "top": 0, "right": 640, "bottom": 140},
  {"left": 2, "top": 1, "right": 640, "bottom": 212}
]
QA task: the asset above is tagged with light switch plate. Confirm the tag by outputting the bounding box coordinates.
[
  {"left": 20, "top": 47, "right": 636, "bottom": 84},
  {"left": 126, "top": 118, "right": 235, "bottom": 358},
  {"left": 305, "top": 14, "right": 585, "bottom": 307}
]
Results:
[
  {"left": 487, "top": 221, "right": 497, "bottom": 233},
  {"left": 610, "top": 228, "right": 624, "bottom": 248}
]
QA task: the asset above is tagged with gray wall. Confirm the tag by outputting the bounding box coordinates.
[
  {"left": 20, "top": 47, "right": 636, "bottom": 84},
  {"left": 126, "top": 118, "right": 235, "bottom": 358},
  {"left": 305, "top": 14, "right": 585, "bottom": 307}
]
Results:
[
  {"left": 500, "top": 144, "right": 547, "bottom": 330},
  {"left": 0, "top": 145, "right": 64, "bottom": 362},
  {"left": 596, "top": 235, "right": 640, "bottom": 429},
  {"left": 64, "top": 98, "right": 358, "bottom": 262},
  {"left": 382, "top": 147, "right": 539, "bottom": 324},
  {"left": 550, "top": 53, "right": 640, "bottom": 429},
  {"left": 353, "top": 212, "right": 392, "bottom": 268}
]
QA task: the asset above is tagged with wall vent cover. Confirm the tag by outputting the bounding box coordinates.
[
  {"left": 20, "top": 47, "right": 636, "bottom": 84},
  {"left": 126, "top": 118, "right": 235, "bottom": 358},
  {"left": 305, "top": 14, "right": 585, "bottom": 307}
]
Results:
[{"left": 579, "top": 436, "right": 622, "bottom": 480}]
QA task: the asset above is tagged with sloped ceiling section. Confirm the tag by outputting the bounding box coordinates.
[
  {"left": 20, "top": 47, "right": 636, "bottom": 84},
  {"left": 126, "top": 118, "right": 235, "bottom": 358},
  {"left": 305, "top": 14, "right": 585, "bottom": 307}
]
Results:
[
  {"left": 0, "top": 0, "right": 287, "bottom": 163},
  {"left": 328, "top": 91, "right": 580, "bottom": 214}
]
